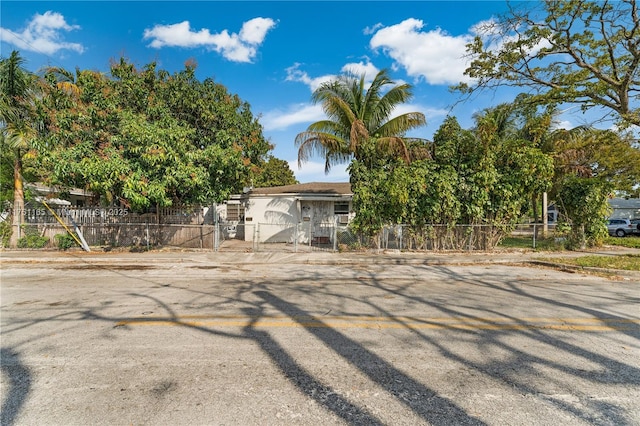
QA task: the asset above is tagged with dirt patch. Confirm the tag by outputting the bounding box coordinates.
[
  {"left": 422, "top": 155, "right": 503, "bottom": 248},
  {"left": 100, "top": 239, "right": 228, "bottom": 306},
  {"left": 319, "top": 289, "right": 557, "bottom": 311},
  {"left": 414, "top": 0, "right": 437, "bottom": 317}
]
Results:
[{"left": 55, "top": 265, "right": 155, "bottom": 271}]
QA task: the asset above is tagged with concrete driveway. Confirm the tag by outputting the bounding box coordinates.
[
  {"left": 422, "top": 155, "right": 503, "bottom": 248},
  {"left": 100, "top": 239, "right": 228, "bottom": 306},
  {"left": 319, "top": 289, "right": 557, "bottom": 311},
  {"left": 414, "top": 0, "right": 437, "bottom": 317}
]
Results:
[{"left": 1, "top": 250, "right": 639, "bottom": 425}]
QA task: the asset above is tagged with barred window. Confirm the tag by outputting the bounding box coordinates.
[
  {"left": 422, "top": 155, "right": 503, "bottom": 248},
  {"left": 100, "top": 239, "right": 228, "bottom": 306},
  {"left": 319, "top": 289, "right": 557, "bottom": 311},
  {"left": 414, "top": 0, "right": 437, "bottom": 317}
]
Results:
[
  {"left": 226, "top": 203, "right": 244, "bottom": 221},
  {"left": 334, "top": 202, "right": 349, "bottom": 215}
]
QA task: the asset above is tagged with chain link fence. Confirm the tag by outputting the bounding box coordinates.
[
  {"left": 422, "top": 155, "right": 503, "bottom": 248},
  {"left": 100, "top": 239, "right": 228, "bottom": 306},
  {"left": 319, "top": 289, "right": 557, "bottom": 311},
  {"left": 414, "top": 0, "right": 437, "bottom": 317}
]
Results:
[
  {"left": 9, "top": 222, "right": 216, "bottom": 250},
  {"left": 4, "top": 205, "right": 560, "bottom": 252},
  {"left": 240, "top": 223, "right": 560, "bottom": 253}
]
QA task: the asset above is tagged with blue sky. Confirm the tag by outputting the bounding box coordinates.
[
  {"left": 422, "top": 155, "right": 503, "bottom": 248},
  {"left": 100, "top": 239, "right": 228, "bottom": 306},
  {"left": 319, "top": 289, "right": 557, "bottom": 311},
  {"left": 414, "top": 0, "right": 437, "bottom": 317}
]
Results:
[{"left": 1, "top": 1, "right": 592, "bottom": 183}]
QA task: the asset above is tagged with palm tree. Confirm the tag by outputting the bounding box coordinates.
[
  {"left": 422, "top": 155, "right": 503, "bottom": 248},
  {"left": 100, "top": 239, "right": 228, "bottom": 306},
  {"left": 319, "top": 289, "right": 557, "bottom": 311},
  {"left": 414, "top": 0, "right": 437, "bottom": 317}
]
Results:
[
  {"left": 295, "top": 69, "right": 427, "bottom": 172},
  {"left": 0, "top": 51, "right": 40, "bottom": 247}
]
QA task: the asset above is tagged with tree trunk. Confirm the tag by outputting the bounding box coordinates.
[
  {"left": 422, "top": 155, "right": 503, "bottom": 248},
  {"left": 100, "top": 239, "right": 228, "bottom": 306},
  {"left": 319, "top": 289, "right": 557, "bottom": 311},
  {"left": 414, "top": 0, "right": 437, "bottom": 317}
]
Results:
[{"left": 10, "top": 154, "right": 24, "bottom": 248}]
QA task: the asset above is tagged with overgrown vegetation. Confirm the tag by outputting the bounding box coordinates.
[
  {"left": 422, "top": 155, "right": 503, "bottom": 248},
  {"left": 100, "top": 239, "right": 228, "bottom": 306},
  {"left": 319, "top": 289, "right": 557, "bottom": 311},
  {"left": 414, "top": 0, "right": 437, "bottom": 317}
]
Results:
[
  {"left": 604, "top": 236, "right": 640, "bottom": 249},
  {"left": 558, "top": 177, "right": 612, "bottom": 249},
  {"left": 54, "top": 233, "right": 78, "bottom": 250},
  {"left": 4, "top": 0, "right": 640, "bottom": 252},
  {"left": 0, "top": 221, "right": 11, "bottom": 247},
  {"left": 16, "top": 226, "right": 48, "bottom": 248},
  {"left": 349, "top": 105, "right": 555, "bottom": 249}
]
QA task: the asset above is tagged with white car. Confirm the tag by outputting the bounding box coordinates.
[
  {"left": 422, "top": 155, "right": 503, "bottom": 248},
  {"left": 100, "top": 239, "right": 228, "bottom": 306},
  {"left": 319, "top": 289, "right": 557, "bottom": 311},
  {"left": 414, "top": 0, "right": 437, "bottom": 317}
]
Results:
[{"left": 606, "top": 218, "right": 635, "bottom": 237}]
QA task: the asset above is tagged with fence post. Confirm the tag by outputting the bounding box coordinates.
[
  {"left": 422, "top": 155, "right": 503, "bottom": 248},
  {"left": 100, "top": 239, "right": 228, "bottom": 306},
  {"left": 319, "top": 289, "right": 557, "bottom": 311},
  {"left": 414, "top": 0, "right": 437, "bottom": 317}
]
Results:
[
  {"left": 146, "top": 222, "right": 150, "bottom": 251},
  {"left": 255, "top": 223, "right": 259, "bottom": 252},
  {"left": 533, "top": 224, "right": 537, "bottom": 249},
  {"left": 213, "top": 201, "right": 218, "bottom": 252},
  {"left": 294, "top": 223, "right": 298, "bottom": 253},
  {"left": 333, "top": 220, "right": 338, "bottom": 252}
]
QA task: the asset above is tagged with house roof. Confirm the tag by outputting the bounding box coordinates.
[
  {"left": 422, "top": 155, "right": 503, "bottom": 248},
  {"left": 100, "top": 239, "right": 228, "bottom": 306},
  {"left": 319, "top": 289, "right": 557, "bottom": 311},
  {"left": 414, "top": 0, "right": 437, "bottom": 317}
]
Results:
[
  {"left": 609, "top": 198, "right": 640, "bottom": 209},
  {"left": 248, "top": 182, "right": 352, "bottom": 196},
  {"left": 26, "top": 182, "right": 93, "bottom": 197}
]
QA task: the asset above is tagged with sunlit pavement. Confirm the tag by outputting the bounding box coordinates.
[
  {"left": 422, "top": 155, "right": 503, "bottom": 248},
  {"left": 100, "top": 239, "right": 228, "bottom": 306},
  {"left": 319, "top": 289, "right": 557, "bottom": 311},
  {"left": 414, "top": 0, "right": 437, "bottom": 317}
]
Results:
[{"left": 1, "top": 250, "right": 639, "bottom": 425}]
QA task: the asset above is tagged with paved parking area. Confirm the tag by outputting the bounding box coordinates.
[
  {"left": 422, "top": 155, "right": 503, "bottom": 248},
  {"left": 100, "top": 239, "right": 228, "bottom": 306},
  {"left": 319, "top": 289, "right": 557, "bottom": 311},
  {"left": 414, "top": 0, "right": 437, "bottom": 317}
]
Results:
[{"left": 1, "top": 250, "right": 639, "bottom": 425}]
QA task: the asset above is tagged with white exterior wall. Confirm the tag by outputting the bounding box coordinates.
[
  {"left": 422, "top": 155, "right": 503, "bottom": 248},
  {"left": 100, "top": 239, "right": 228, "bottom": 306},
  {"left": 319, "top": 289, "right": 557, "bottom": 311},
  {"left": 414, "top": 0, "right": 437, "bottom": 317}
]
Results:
[
  {"left": 243, "top": 196, "right": 299, "bottom": 243},
  {"left": 242, "top": 195, "right": 352, "bottom": 244}
]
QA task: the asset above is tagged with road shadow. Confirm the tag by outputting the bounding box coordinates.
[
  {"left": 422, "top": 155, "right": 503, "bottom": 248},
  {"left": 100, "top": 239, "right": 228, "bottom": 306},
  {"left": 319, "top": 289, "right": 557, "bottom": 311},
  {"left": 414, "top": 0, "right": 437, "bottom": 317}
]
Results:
[
  {"left": 252, "top": 290, "right": 487, "bottom": 425},
  {"left": 241, "top": 306, "right": 384, "bottom": 425},
  {"left": 1, "top": 347, "right": 32, "bottom": 426},
  {"left": 3, "top": 255, "right": 639, "bottom": 424}
]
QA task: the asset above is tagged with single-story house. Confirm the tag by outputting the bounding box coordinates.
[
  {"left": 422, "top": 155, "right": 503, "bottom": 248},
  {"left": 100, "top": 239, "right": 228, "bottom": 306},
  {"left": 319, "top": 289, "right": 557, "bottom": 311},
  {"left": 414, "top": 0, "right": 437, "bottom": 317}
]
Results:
[
  {"left": 547, "top": 197, "right": 640, "bottom": 223},
  {"left": 221, "top": 182, "right": 353, "bottom": 244},
  {"left": 26, "top": 183, "right": 95, "bottom": 207},
  {"left": 608, "top": 197, "right": 640, "bottom": 219}
]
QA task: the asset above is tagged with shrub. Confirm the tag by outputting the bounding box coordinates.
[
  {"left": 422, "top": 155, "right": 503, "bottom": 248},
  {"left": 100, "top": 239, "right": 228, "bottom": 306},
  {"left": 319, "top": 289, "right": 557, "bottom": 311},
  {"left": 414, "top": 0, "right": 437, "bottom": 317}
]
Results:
[
  {"left": 17, "top": 226, "right": 49, "bottom": 249},
  {"left": 0, "top": 221, "right": 11, "bottom": 248},
  {"left": 55, "top": 233, "right": 78, "bottom": 250}
]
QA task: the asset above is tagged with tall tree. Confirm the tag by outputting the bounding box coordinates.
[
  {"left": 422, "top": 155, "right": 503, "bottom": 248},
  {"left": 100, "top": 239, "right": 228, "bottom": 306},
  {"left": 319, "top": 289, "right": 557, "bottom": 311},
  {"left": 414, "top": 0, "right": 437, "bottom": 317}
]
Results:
[
  {"left": 252, "top": 155, "right": 298, "bottom": 188},
  {"left": 548, "top": 126, "right": 640, "bottom": 196},
  {"left": 0, "top": 51, "right": 41, "bottom": 247},
  {"left": 37, "top": 58, "right": 273, "bottom": 209},
  {"left": 296, "top": 69, "right": 427, "bottom": 172},
  {"left": 458, "top": 0, "right": 640, "bottom": 127}
]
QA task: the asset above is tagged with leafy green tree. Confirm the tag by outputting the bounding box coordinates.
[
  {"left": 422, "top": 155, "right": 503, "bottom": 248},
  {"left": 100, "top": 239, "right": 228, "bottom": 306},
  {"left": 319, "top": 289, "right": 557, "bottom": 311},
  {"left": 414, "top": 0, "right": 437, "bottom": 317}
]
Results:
[
  {"left": 296, "top": 69, "right": 427, "bottom": 172},
  {"left": 37, "top": 58, "right": 273, "bottom": 209},
  {"left": 0, "top": 134, "right": 14, "bottom": 206},
  {"left": 459, "top": 0, "right": 640, "bottom": 127},
  {"left": 434, "top": 116, "right": 496, "bottom": 225},
  {"left": 349, "top": 140, "right": 408, "bottom": 238},
  {"left": 252, "top": 155, "right": 298, "bottom": 188},
  {"left": 558, "top": 176, "right": 612, "bottom": 249},
  {"left": 351, "top": 104, "right": 554, "bottom": 249},
  {"left": 0, "top": 51, "right": 41, "bottom": 247},
  {"left": 549, "top": 127, "right": 640, "bottom": 196},
  {"left": 431, "top": 111, "right": 553, "bottom": 246}
]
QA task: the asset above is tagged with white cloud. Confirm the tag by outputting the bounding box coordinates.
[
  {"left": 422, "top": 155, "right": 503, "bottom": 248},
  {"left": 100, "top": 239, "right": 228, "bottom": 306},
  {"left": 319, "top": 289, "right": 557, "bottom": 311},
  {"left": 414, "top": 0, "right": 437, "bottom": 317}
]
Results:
[
  {"left": 239, "top": 17, "right": 275, "bottom": 44},
  {"left": 552, "top": 120, "right": 574, "bottom": 130},
  {"left": 0, "top": 11, "right": 84, "bottom": 55},
  {"left": 391, "top": 103, "right": 448, "bottom": 121},
  {"left": 363, "top": 23, "right": 384, "bottom": 36},
  {"left": 285, "top": 63, "right": 335, "bottom": 91},
  {"left": 143, "top": 17, "right": 276, "bottom": 63},
  {"left": 340, "top": 60, "right": 379, "bottom": 80},
  {"left": 369, "top": 18, "right": 474, "bottom": 85},
  {"left": 287, "top": 59, "right": 381, "bottom": 92},
  {"left": 261, "top": 103, "right": 325, "bottom": 131}
]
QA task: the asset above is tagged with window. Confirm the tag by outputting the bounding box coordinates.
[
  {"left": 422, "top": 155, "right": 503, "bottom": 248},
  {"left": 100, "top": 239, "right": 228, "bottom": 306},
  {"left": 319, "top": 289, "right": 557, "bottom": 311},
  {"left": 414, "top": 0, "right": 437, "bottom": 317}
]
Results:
[
  {"left": 226, "top": 203, "right": 244, "bottom": 221},
  {"left": 334, "top": 202, "right": 349, "bottom": 215}
]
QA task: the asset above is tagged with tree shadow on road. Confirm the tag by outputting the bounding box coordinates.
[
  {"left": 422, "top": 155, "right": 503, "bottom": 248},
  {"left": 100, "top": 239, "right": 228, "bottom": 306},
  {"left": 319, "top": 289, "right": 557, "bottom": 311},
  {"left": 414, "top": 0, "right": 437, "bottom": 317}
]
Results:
[
  {"left": 250, "top": 290, "right": 487, "bottom": 425},
  {"left": 3, "top": 255, "right": 639, "bottom": 425},
  {"left": 1, "top": 347, "right": 32, "bottom": 426}
]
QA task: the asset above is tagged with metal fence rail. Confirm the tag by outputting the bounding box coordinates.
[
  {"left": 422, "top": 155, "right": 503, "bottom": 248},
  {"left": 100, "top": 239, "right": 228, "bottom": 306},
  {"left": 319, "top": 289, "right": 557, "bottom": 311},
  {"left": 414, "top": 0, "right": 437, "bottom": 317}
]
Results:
[
  {"left": 6, "top": 221, "right": 560, "bottom": 252},
  {"left": 15, "top": 223, "right": 216, "bottom": 250}
]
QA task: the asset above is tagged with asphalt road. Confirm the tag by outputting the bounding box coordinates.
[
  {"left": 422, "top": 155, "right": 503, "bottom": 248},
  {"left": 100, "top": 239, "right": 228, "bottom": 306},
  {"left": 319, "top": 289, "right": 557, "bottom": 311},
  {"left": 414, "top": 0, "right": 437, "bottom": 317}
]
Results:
[{"left": 1, "top": 251, "right": 639, "bottom": 425}]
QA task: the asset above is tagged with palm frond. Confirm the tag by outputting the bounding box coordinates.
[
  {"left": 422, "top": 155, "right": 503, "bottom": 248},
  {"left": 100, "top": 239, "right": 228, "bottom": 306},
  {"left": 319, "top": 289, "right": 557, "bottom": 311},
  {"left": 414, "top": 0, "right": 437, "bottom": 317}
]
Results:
[
  {"left": 375, "top": 136, "right": 411, "bottom": 163},
  {"left": 376, "top": 112, "right": 426, "bottom": 138},
  {"left": 295, "top": 131, "right": 348, "bottom": 170},
  {"left": 296, "top": 67, "right": 427, "bottom": 172},
  {"left": 349, "top": 119, "right": 369, "bottom": 152}
]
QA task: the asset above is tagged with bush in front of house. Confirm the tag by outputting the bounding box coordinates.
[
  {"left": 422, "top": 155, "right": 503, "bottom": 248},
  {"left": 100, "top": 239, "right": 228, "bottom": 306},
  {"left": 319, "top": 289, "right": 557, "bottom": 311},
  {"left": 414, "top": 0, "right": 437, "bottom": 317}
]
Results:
[
  {"left": 55, "top": 233, "right": 78, "bottom": 250},
  {"left": 17, "top": 226, "right": 49, "bottom": 249},
  {"left": 0, "top": 221, "right": 11, "bottom": 248}
]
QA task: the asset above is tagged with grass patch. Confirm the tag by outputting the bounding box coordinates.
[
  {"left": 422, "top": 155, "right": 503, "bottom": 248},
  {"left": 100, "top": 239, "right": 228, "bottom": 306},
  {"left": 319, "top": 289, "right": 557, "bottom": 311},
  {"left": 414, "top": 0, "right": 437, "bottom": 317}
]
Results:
[
  {"left": 499, "top": 236, "right": 563, "bottom": 251},
  {"left": 539, "top": 254, "right": 640, "bottom": 271},
  {"left": 604, "top": 235, "right": 640, "bottom": 249}
]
